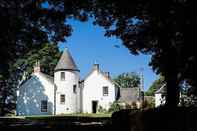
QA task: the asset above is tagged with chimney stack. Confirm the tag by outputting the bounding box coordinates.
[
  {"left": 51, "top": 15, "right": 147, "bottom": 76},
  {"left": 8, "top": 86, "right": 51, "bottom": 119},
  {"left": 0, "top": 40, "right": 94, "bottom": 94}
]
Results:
[
  {"left": 33, "top": 61, "right": 41, "bottom": 73},
  {"left": 104, "top": 72, "right": 110, "bottom": 79},
  {"left": 93, "top": 64, "right": 99, "bottom": 71}
]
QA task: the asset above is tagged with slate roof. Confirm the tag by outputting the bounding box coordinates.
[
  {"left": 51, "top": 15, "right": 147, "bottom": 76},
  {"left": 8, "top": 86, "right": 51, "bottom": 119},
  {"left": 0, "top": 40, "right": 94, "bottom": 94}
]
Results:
[
  {"left": 55, "top": 48, "right": 79, "bottom": 71},
  {"left": 118, "top": 88, "right": 140, "bottom": 103}
]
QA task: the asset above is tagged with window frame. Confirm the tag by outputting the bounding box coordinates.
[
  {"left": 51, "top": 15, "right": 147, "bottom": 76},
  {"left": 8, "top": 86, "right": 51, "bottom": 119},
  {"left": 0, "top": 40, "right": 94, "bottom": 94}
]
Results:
[
  {"left": 60, "top": 72, "right": 65, "bottom": 81},
  {"left": 103, "top": 86, "right": 109, "bottom": 96},
  {"left": 73, "top": 84, "right": 77, "bottom": 94},
  {"left": 41, "top": 100, "right": 47, "bottom": 112},
  {"left": 60, "top": 94, "right": 65, "bottom": 104}
]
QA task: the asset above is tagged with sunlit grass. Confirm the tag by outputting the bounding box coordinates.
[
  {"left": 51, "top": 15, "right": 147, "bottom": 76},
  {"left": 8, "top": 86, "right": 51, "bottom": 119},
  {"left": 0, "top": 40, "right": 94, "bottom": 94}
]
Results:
[{"left": 22, "top": 113, "right": 112, "bottom": 120}]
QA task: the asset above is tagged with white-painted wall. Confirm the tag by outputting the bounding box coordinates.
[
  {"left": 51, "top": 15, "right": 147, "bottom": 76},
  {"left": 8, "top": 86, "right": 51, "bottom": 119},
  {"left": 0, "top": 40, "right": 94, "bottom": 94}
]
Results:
[
  {"left": 82, "top": 70, "right": 115, "bottom": 113},
  {"left": 54, "top": 70, "right": 80, "bottom": 114},
  {"left": 16, "top": 73, "right": 54, "bottom": 116},
  {"left": 155, "top": 93, "right": 165, "bottom": 107}
]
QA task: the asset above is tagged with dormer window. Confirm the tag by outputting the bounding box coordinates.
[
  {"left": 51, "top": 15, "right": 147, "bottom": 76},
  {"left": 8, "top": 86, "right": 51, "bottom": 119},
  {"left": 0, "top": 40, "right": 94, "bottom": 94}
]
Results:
[{"left": 61, "top": 72, "right": 65, "bottom": 81}]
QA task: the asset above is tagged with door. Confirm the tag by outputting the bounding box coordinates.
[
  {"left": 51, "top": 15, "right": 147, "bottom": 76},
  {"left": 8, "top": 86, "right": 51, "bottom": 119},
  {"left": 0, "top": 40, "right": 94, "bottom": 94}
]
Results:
[{"left": 92, "top": 101, "right": 98, "bottom": 113}]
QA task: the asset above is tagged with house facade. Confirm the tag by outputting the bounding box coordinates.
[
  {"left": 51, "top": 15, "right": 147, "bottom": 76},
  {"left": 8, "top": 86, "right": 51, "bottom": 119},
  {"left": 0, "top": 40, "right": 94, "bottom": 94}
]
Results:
[
  {"left": 155, "top": 84, "right": 166, "bottom": 107},
  {"left": 16, "top": 48, "right": 118, "bottom": 115},
  {"left": 82, "top": 64, "right": 117, "bottom": 113}
]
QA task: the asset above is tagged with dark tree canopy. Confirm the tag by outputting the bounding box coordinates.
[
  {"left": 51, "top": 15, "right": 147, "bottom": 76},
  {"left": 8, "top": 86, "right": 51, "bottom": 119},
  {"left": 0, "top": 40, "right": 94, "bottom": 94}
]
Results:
[{"left": 88, "top": 0, "right": 197, "bottom": 107}]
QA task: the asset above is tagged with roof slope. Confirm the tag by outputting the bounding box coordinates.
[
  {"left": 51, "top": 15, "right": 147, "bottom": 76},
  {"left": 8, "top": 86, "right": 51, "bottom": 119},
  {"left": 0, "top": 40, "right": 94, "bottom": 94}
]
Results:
[
  {"left": 55, "top": 48, "right": 79, "bottom": 71},
  {"left": 19, "top": 72, "right": 54, "bottom": 87},
  {"left": 118, "top": 88, "right": 140, "bottom": 103},
  {"left": 39, "top": 72, "right": 54, "bottom": 85},
  {"left": 155, "top": 84, "right": 166, "bottom": 94}
]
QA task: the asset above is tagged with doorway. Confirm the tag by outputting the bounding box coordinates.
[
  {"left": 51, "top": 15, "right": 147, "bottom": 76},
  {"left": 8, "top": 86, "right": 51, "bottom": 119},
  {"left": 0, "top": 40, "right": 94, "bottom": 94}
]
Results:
[{"left": 92, "top": 101, "right": 98, "bottom": 113}]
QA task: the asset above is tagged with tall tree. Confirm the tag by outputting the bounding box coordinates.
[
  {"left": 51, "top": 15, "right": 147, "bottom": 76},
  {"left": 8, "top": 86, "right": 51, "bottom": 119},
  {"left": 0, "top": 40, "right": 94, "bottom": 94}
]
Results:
[
  {"left": 113, "top": 72, "right": 141, "bottom": 88},
  {"left": 88, "top": 0, "right": 196, "bottom": 107}
]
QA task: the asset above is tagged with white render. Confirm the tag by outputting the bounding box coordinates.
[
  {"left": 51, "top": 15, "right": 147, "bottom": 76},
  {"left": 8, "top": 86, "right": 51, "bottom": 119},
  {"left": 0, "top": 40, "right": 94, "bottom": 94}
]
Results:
[
  {"left": 82, "top": 66, "right": 116, "bottom": 113},
  {"left": 16, "top": 72, "right": 54, "bottom": 115},
  {"left": 54, "top": 70, "right": 80, "bottom": 114},
  {"left": 16, "top": 48, "right": 118, "bottom": 116},
  {"left": 155, "top": 93, "right": 165, "bottom": 107}
]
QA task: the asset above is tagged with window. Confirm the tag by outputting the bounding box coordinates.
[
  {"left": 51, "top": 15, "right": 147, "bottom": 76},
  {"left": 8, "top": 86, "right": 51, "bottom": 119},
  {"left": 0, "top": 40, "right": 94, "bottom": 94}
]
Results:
[
  {"left": 61, "top": 72, "right": 65, "bottom": 81},
  {"left": 103, "top": 86, "right": 108, "bottom": 96},
  {"left": 41, "top": 100, "right": 47, "bottom": 112},
  {"left": 73, "top": 85, "right": 77, "bottom": 94},
  {"left": 60, "top": 94, "right": 65, "bottom": 104}
]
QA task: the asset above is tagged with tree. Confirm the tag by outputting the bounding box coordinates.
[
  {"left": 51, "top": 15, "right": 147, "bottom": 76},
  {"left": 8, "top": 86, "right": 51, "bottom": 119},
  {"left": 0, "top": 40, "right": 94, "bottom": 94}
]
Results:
[
  {"left": 11, "top": 42, "right": 61, "bottom": 80},
  {"left": 87, "top": 0, "right": 196, "bottom": 107},
  {"left": 145, "top": 76, "right": 165, "bottom": 96},
  {"left": 113, "top": 72, "right": 140, "bottom": 88}
]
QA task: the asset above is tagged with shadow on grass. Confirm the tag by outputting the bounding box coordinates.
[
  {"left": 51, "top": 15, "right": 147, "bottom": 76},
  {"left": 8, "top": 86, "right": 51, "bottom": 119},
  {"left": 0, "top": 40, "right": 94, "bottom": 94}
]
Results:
[
  {"left": 0, "top": 115, "right": 112, "bottom": 131},
  {"left": 2, "top": 107, "right": 197, "bottom": 131},
  {"left": 112, "top": 106, "right": 197, "bottom": 131}
]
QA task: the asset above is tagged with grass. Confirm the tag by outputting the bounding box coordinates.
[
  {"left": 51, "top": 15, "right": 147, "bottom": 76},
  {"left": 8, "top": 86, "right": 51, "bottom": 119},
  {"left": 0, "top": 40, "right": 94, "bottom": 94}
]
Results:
[
  {"left": 0, "top": 113, "right": 113, "bottom": 131},
  {"left": 24, "top": 113, "right": 111, "bottom": 118},
  {"left": 12, "top": 113, "right": 112, "bottom": 122}
]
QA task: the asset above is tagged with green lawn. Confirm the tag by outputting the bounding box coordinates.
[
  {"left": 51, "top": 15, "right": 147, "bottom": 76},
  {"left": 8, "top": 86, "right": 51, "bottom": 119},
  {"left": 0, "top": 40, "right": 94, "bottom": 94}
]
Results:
[{"left": 20, "top": 113, "right": 112, "bottom": 121}]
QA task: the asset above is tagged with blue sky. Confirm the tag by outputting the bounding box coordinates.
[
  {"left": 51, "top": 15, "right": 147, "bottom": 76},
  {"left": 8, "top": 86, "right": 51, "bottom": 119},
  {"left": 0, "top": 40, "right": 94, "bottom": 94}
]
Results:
[{"left": 58, "top": 19, "right": 158, "bottom": 91}]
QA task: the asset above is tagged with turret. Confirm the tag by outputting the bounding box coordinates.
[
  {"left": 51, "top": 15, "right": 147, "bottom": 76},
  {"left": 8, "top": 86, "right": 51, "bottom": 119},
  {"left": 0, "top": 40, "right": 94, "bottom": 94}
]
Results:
[{"left": 54, "top": 48, "right": 80, "bottom": 114}]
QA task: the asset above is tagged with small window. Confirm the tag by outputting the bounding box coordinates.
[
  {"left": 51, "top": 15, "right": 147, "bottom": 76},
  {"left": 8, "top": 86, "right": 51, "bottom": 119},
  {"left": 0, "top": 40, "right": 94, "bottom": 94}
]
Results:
[
  {"left": 103, "top": 86, "right": 109, "bottom": 96},
  {"left": 73, "top": 85, "right": 77, "bottom": 94},
  {"left": 61, "top": 72, "right": 65, "bottom": 81},
  {"left": 41, "top": 100, "right": 47, "bottom": 112},
  {"left": 60, "top": 94, "right": 65, "bottom": 104}
]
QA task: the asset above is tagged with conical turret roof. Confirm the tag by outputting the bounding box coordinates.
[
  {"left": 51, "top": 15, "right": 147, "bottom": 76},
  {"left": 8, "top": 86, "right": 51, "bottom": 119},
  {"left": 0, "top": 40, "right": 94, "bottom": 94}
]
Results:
[{"left": 55, "top": 48, "right": 79, "bottom": 72}]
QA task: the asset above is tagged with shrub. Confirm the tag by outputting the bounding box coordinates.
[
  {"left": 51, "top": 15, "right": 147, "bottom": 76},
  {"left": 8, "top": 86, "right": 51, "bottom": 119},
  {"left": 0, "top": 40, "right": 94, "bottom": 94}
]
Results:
[
  {"left": 97, "top": 106, "right": 107, "bottom": 113},
  {"left": 108, "top": 102, "right": 123, "bottom": 113},
  {"left": 131, "top": 102, "right": 138, "bottom": 109},
  {"left": 142, "top": 100, "right": 154, "bottom": 109},
  {"left": 125, "top": 103, "right": 132, "bottom": 109}
]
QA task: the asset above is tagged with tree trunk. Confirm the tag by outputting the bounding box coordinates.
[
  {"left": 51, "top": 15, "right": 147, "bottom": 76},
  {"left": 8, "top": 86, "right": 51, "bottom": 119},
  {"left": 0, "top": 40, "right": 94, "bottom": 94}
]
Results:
[{"left": 165, "top": 74, "right": 180, "bottom": 108}]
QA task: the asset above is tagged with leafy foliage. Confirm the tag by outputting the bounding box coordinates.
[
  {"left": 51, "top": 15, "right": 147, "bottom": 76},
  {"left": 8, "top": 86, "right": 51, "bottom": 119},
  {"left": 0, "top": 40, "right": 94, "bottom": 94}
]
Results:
[
  {"left": 145, "top": 76, "right": 165, "bottom": 96},
  {"left": 12, "top": 43, "right": 61, "bottom": 78},
  {"left": 108, "top": 102, "right": 123, "bottom": 113},
  {"left": 88, "top": 0, "right": 197, "bottom": 107},
  {"left": 97, "top": 106, "right": 107, "bottom": 113},
  {"left": 113, "top": 72, "right": 141, "bottom": 88}
]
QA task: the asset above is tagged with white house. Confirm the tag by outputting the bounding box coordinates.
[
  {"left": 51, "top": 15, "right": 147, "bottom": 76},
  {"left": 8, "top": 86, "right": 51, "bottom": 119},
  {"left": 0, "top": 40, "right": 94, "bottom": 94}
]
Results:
[
  {"left": 16, "top": 48, "right": 118, "bottom": 115},
  {"left": 82, "top": 64, "right": 117, "bottom": 113},
  {"left": 155, "top": 84, "right": 166, "bottom": 107},
  {"left": 16, "top": 63, "right": 55, "bottom": 115}
]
